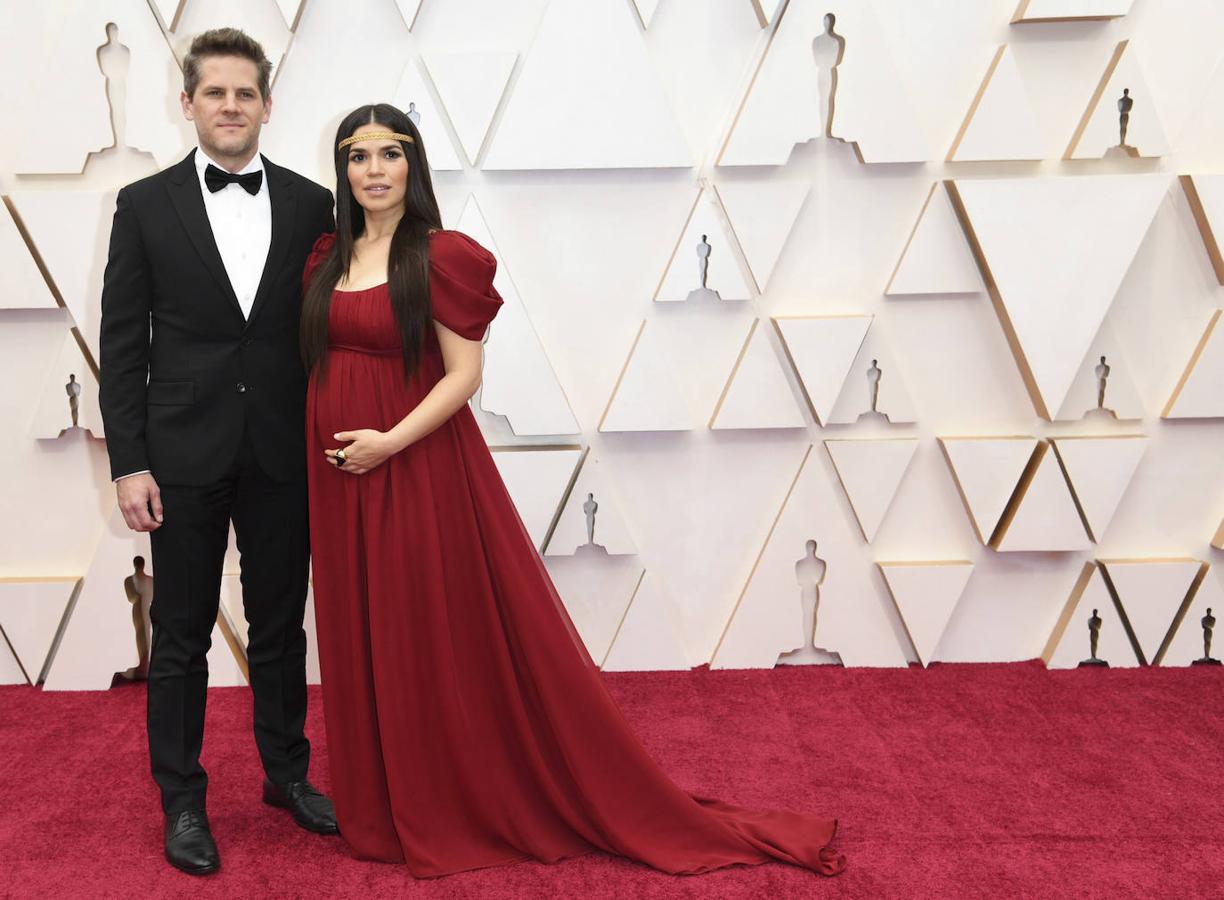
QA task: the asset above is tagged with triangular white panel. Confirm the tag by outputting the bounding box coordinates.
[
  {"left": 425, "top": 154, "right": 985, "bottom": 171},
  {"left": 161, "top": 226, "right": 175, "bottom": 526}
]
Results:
[
  {"left": 13, "top": 2, "right": 191, "bottom": 172},
  {"left": 878, "top": 562, "right": 974, "bottom": 666},
  {"left": 655, "top": 187, "right": 751, "bottom": 303},
  {"left": 824, "top": 439, "right": 919, "bottom": 542},
  {"left": 630, "top": 0, "right": 660, "bottom": 28},
  {"left": 886, "top": 183, "right": 981, "bottom": 296},
  {"left": 1013, "top": 1, "right": 1135, "bottom": 23},
  {"left": 602, "top": 573, "right": 689, "bottom": 671},
  {"left": 953, "top": 175, "right": 1169, "bottom": 419},
  {"left": 712, "top": 445, "right": 911, "bottom": 669},
  {"left": 995, "top": 445, "right": 1092, "bottom": 552},
  {"left": 9, "top": 191, "right": 115, "bottom": 362},
  {"left": 939, "top": 437, "right": 1039, "bottom": 544},
  {"left": 0, "top": 579, "right": 78, "bottom": 682},
  {"left": 457, "top": 197, "right": 580, "bottom": 435},
  {"left": 1215, "top": 519, "right": 1224, "bottom": 551},
  {"left": 720, "top": 3, "right": 929, "bottom": 164},
  {"left": 550, "top": 558, "right": 645, "bottom": 664},
  {"left": 827, "top": 326, "right": 918, "bottom": 425},
  {"left": 1159, "top": 569, "right": 1223, "bottom": 666},
  {"left": 1051, "top": 436, "right": 1148, "bottom": 541},
  {"left": 1100, "top": 558, "right": 1206, "bottom": 665},
  {"left": 545, "top": 451, "right": 638, "bottom": 557},
  {"left": 391, "top": 59, "right": 464, "bottom": 171},
  {"left": 43, "top": 506, "right": 152, "bottom": 690},
  {"left": 0, "top": 638, "right": 25, "bottom": 685},
  {"left": 715, "top": 181, "right": 809, "bottom": 292},
  {"left": 483, "top": 0, "right": 691, "bottom": 169},
  {"left": 709, "top": 319, "right": 805, "bottom": 430},
  {"left": 421, "top": 52, "right": 517, "bottom": 166},
  {"left": 274, "top": 0, "right": 307, "bottom": 30},
  {"left": 948, "top": 45, "right": 1045, "bottom": 162},
  {"left": 1163, "top": 309, "right": 1224, "bottom": 419},
  {"left": 773, "top": 316, "right": 872, "bottom": 426},
  {"left": 1066, "top": 41, "right": 1169, "bottom": 159},
  {"left": 0, "top": 203, "right": 57, "bottom": 309},
  {"left": 490, "top": 447, "right": 583, "bottom": 551},
  {"left": 29, "top": 335, "right": 103, "bottom": 440},
  {"left": 1044, "top": 564, "right": 1140, "bottom": 669},
  {"left": 1056, "top": 320, "right": 1145, "bottom": 421},
  {"left": 394, "top": 0, "right": 424, "bottom": 29},
  {"left": 599, "top": 321, "right": 694, "bottom": 432}
]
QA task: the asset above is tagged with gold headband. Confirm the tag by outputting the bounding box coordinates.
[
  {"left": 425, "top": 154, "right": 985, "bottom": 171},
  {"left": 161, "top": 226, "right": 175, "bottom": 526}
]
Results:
[{"left": 338, "top": 131, "right": 415, "bottom": 150}]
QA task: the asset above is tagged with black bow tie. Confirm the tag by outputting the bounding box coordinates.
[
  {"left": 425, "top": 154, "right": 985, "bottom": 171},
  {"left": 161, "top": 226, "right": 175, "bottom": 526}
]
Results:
[{"left": 204, "top": 164, "right": 263, "bottom": 196}]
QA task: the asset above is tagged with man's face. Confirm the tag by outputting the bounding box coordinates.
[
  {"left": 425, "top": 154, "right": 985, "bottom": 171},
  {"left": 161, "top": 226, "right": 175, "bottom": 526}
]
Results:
[{"left": 181, "top": 55, "right": 271, "bottom": 163}]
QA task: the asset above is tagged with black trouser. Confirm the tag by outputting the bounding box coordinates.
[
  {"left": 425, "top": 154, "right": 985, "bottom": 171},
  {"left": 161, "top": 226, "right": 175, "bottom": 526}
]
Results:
[{"left": 147, "top": 429, "right": 311, "bottom": 815}]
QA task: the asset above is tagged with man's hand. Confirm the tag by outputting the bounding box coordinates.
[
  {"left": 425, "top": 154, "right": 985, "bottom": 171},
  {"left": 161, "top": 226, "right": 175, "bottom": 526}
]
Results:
[{"left": 116, "top": 473, "right": 164, "bottom": 532}]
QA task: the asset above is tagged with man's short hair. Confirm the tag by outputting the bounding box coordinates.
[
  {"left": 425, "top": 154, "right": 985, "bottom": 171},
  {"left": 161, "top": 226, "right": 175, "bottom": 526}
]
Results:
[{"left": 182, "top": 28, "right": 272, "bottom": 101}]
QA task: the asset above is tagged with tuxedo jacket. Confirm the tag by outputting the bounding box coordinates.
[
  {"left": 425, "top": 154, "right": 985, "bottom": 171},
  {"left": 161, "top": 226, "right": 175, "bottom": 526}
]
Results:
[{"left": 99, "top": 150, "right": 334, "bottom": 486}]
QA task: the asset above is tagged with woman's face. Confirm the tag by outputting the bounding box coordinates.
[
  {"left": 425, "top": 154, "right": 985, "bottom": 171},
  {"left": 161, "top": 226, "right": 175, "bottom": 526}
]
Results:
[{"left": 345, "top": 122, "right": 409, "bottom": 215}]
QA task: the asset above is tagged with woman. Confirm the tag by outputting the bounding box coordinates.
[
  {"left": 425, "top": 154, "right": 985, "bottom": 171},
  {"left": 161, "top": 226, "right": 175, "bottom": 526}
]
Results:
[{"left": 302, "top": 103, "right": 845, "bottom": 879}]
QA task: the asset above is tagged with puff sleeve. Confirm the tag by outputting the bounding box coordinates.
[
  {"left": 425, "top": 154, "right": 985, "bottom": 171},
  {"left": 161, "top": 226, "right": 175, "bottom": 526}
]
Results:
[
  {"left": 303, "top": 232, "right": 336, "bottom": 291},
  {"left": 428, "top": 231, "right": 503, "bottom": 341}
]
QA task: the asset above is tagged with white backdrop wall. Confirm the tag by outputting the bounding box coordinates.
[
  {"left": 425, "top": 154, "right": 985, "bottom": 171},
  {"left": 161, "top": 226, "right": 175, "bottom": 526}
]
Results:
[{"left": 2, "top": 0, "right": 1224, "bottom": 687}]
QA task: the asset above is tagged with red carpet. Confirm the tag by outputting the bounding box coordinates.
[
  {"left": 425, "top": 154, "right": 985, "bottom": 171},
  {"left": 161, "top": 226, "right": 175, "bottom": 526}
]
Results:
[{"left": 2, "top": 661, "right": 1221, "bottom": 898}]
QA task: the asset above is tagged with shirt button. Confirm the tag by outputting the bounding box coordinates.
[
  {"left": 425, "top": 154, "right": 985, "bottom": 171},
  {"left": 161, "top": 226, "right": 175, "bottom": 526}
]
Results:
[{"left": 236, "top": 382, "right": 247, "bottom": 393}]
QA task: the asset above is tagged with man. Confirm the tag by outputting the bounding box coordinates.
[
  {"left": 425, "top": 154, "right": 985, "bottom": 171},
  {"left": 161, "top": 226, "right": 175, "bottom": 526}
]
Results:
[{"left": 99, "top": 28, "right": 336, "bottom": 876}]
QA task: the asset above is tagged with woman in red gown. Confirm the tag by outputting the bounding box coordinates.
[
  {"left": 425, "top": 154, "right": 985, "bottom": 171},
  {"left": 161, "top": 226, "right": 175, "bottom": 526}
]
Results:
[{"left": 302, "top": 104, "right": 844, "bottom": 879}]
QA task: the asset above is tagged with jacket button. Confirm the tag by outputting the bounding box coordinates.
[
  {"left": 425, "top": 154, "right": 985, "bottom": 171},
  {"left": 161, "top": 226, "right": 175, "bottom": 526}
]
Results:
[
  {"left": 241, "top": 337, "right": 253, "bottom": 347},
  {"left": 236, "top": 382, "right": 247, "bottom": 393}
]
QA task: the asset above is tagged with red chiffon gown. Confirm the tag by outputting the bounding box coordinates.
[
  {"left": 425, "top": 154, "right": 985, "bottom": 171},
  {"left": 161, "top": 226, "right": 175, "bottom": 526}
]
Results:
[{"left": 303, "top": 230, "right": 845, "bottom": 878}]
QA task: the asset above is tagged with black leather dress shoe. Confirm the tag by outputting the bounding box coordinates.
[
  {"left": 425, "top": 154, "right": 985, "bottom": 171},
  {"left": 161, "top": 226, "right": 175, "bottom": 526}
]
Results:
[
  {"left": 262, "top": 778, "right": 339, "bottom": 835},
  {"left": 164, "top": 809, "right": 220, "bottom": 875}
]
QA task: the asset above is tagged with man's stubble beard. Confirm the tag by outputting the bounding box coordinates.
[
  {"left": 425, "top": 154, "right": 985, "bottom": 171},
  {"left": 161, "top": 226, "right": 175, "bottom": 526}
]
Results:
[{"left": 202, "top": 123, "right": 261, "bottom": 167}]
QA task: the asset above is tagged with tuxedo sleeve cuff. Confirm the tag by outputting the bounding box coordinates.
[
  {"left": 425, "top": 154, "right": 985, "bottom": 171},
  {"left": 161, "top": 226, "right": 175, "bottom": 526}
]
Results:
[{"left": 113, "top": 470, "right": 151, "bottom": 483}]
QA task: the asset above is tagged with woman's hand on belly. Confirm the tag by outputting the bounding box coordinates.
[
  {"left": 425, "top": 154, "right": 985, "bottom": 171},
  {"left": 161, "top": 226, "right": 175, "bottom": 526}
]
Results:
[{"left": 325, "top": 429, "right": 403, "bottom": 476}]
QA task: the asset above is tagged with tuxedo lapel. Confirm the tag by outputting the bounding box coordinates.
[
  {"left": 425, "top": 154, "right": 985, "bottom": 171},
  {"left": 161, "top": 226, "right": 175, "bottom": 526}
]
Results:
[
  {"left": 164, "top": 150, "right": 245, "bottom": 322},
  {"left": 246, "top": 157, "right": 297, "bottom": 329}
]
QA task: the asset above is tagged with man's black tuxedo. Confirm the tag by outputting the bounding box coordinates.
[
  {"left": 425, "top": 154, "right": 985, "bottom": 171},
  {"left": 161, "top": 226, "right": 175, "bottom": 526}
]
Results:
[
  {"left": 99, "top": 149, "right": 333, "bottom": 815},
  {"left": 101, "top": 151, "right": 333, "bottom": 485}
]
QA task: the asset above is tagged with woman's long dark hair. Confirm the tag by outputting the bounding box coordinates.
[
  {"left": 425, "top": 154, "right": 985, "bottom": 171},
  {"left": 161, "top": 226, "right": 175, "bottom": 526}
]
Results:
[{"left": 301, "top": 103, "right": 443, "bottom": 379}]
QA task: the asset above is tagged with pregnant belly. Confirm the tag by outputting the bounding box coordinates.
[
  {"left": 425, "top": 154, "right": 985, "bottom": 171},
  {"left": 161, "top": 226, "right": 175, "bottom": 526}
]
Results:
[{"left": 310, "top": 350, "right": 434, "bottom": 441}]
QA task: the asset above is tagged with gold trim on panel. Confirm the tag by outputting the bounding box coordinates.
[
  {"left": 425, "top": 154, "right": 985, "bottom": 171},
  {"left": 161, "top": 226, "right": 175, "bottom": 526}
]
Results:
[
  {"left": 709, "top": 318, "right": 759, "bottom": 428},
  {"left": 597, "top": 319, "right": 647, "bottom": 432},
  {"left": 947, "top": 45, "right": 1007, "bottom": 161},
  {"left": 885, "top": 182, "right": 937, "bottom": 294},
  {"left": 215, "top": 609, "right": 249, "bottom": 683},
  {"left": 709, "top": 443, "right": 812, "bottom": 665},
  {"left": 1179, "top": 176, "right": 1224, "bottom": 284},
  {"left": 1041, "top": 561, "right": 1097, "bottom": 664},
  {"left": 1162, "top": 308, "right": 1221, "bottom": 417},
  {"left": 987, "top": 439, "right": 1049, "bottom": 548},
  {"left": 600, "top": 568, "right": 649, "bottom": 669},
  {"left": 540, "top": 446, "right": 591, "bottom": 555},
  {"left": 1064, "top": 40, "right": 1128, "bottom": 159},
  {"left": 945, "top": 180, "right": 1050, "bottom": 419}
]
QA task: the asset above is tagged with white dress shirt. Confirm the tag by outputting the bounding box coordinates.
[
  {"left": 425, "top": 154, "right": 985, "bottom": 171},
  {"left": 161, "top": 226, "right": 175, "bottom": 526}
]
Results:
[
  {"left": 195, "top": 146, "right": 272, "bottom": 319},
  {"left": 114, "top": 148, "right": 272, "bottom": 483}
]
